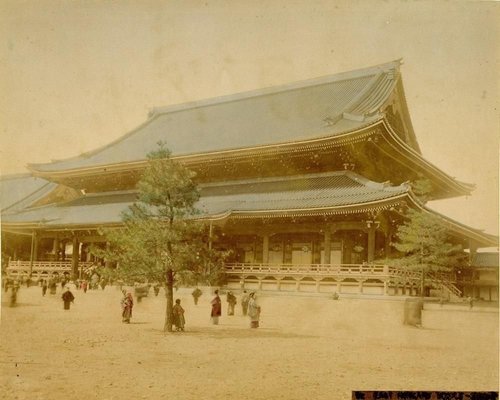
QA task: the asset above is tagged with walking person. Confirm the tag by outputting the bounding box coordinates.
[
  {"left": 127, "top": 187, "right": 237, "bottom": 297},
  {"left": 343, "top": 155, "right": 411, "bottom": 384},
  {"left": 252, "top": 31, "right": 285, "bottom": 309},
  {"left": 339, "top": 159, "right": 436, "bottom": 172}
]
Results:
[
  {"left": 172, "top": 299, "right": 185, "bottom": 331},
  {"left": 121, "top": 292, "right": 134, "bottom": 323},
  {"left": 4, "top": 277, "right": 11, "bottom": 293},
  {"left": 61, "top": 287, "right": 75, "bottom": 310},
  {"left": 9, "top": 280, "right": 20, "bottom": 307},
  {"left": 247, "top": 292, "right": 261, "bottom": 328},
  {"left": 226, "top": 291, "right": 237, "bottom": 316},
  {"left": 210, "top": 290, "right": 222, "bottom": 325},
  {"left": 82, "top": 280, "right": 88, "bottom": 293},
  {"left": 240, "top": 290, "right": 249, "bottom": 316},
  {"left": 49, "top": 279, "right": 57, "bottom": 295},
  {"left": 192, "top": 287, "right": 202, "bottom": 305},
  {"left": 41, "top": 279, "right": 48, "bottom": 296}
]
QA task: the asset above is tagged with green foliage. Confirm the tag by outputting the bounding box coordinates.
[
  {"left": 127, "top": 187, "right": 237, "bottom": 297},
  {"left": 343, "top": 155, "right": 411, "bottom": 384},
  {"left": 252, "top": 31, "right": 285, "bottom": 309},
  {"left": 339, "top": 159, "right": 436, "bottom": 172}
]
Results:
[
  {"left": 388, "top": 209, "right": 466, "bottom": 273},
  {"left": 410, "top": 179, "right": 434, "bottom": 203},
  {"left": 92, "top": 142, "right": 227, "bottom": 285},
  {"left": 90, "top": 142, "right": 228, "bottom": 331}
]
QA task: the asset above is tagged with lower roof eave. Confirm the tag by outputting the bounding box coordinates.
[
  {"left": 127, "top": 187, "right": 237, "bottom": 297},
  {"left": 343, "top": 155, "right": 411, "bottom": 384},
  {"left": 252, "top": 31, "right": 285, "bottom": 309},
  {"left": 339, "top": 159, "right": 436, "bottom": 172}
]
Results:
[
  {"left": 380, "top": 119, "right": 474, "bottom": 197},
  {"left": 201, "top": 196, "right": 409, "bottom": 221},
  {"left": 1, "top": 222, "right": 123, "bottom": 234}
]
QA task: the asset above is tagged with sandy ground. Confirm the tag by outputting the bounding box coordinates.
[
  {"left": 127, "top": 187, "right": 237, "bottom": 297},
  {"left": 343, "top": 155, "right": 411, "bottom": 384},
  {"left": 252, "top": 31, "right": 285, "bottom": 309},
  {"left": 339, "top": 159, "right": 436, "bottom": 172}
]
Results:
[{"left": 0, "top": 285, "right": 498, "bottom": 400}]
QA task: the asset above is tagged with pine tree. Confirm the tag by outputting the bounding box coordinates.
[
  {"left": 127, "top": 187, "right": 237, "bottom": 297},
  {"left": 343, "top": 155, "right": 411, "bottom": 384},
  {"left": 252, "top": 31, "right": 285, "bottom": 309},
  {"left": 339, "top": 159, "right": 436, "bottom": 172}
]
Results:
[
  {"left": 389, "top": 208, "right": 466, "bottom": 295},
  {"left": 92, "top": 142, "right": 227, "bottom": 332}
]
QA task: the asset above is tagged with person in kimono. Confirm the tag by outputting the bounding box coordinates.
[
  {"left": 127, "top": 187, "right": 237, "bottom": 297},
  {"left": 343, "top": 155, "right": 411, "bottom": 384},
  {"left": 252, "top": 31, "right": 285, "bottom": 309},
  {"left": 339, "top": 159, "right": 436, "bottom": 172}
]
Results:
[
  {"left": 210, "top": 290, "right": 222, "bottom": 325},
  {"left": 61, "top": 287, "right": 75, "bottom": 310}
]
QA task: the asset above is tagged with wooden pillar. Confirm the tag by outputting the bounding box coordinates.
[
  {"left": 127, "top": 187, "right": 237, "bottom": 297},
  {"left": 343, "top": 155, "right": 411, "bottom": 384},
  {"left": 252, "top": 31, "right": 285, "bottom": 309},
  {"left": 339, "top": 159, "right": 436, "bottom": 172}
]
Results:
[
  {"left": 33, "top": 233, "right": 40, "bottom": 261},
  {"left": 262, "top": 234, "right": 269, "bottom": 264},
  {"left": 29, "top": 231, "right": 36, "bottom": 277},
  {"left": 324, "top": 230, "right": 331, "bottom": 265},
  {"left": 367, "top": 225, "right": 376, "bottom": 263},
  {"left": 343, "top": 237, "right": 352, "bottom": 264},
  {"left": 384, "top": 228, "right": 393, "bottom": 258},
  {"left": 53, "top": 237, "right": 60, "bottom": 261},
  {"left": 80, "top": 243, "right": 86, "bottom": 262},
  {"left": 71, "top": 236, "right": 79, "bottom": 279},
  {"left": 61, "top": 240, "right": 66, "bottom": 260}
]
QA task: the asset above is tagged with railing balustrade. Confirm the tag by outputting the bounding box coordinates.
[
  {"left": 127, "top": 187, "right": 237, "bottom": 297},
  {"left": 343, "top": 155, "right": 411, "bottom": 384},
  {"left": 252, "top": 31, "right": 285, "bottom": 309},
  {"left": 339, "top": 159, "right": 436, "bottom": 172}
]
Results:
[
  {"left": 225, "top": 263, "right": 389, "bottom": 276},
  {"left": 7, "top": 260, "right": 95, "bottom": 276},
  {"left": 7, "top": 260, "right": 461, "bottom": 297}
]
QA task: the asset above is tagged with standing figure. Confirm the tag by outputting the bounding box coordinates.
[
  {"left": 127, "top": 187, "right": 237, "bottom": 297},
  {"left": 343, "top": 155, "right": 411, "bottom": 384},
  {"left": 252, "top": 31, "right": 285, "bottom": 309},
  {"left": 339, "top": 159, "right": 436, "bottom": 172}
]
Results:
[
  {"left": 4, "top": 278, "right": 11, "bottom": 293},
  {"left": 82, "top": 280, "right": 88, "bottom": 293},
  {"left": 210, "top": 290, "right": 222, "bottom": 325},
  {"left": 153, "top": 283, "right": 161, "bottom": 297},
  {"left": 172, "top": 299, "right": 185, "bottom": 331},
  {"left": 41, "top": 279, "right": 48, "bottom": 296},
  {"left": 240, "top": 290, "right": 249, "bottom": 316},
  {"left": 9, "top": 280, "right": 20, "bottom": 307},
  {"left": 49, "top": 279, "right": 57, "bottom": 295},
  {"left": 192, "top": 288, "right": 202, "bottom": 305},
  {"left": 247, "top": 292, "right": 261, "bottom": 328},
  {"left": 226, "top": 291, "right": 237, "bottom": 316},
  {"left": 61, "top": 287, "right": 75, "bottom": 310},
  {"left": 91, "top": 273, "right": 99, "bottom": 290},
  {"left": 121, "top": 292, "right": 134, "bottom": 323}
]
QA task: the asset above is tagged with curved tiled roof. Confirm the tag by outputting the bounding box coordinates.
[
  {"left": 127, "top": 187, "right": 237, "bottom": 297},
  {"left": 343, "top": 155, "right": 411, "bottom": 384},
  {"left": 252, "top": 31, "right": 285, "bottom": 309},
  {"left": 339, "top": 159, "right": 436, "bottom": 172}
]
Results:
[
  {"left": 29, "top": 61, "right": 403, "bottom": 173},
  {"left": 197, "top": 171, "right": 408, "bottom": 218},
  {"left": 2, "top": 170, "right": 495, "bottom": 247},
  {"left": 1, "top": 171, "right": 409, "bottom": 227},
  {"left": 0, "top": 174, "right": 57, "bottom": 212}
]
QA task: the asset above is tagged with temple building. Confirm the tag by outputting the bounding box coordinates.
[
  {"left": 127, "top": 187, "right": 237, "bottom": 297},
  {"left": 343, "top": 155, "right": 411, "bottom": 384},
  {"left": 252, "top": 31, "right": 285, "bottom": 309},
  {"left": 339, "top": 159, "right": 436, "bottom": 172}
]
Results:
[{"left": 1, "top": 60, "right": 497, "bottom": 299}]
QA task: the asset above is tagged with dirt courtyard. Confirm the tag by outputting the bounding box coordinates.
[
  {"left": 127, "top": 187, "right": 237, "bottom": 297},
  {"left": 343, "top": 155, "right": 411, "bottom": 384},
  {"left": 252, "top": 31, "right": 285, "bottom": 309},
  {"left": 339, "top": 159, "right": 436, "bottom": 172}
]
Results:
[{"left": 0, "top": 285, "right": 498, "bottom": 400}]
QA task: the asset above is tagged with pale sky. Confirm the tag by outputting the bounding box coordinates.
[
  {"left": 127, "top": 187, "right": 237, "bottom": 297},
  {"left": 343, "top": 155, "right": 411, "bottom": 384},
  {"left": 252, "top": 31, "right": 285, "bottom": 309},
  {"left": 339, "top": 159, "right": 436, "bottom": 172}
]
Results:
[{"left": 0, "top": 0, "right": 498, "bottom": 236}]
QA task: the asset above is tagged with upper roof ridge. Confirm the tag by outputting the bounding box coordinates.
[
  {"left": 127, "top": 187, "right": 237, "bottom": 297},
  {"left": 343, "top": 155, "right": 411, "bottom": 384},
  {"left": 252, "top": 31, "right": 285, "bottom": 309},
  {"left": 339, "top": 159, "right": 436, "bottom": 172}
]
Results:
[{"left": 149, "top": 60, "right": 402, "bottom": 117}]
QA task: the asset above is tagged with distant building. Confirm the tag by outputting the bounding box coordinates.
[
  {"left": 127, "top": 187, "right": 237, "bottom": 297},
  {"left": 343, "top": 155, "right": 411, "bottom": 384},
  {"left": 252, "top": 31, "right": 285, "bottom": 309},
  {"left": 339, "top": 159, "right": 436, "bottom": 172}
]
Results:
[
  {"left": 456, "top": 252, "right": 499, "bottom": 301},
  {"left": 1, "top": 60, "right": 497, "bottom": 297}
]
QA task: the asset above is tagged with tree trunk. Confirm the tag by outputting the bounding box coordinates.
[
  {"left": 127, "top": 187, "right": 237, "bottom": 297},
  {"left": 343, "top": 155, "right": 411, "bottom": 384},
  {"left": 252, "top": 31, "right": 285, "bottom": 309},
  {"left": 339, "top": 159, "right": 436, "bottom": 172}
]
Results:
[
  {"left": 164, "top": 268, "right": 174, "bottom": 332},
  {"left": 420, "top": 268, "right": 425, "bottom": 298}
]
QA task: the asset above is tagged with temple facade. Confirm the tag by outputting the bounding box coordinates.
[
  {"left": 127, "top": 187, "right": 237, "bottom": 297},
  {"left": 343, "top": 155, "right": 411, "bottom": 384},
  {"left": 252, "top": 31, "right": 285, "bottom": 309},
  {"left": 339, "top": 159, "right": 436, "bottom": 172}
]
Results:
[{"left": 1, "top": 60, "right": 497, "bottom": 299}]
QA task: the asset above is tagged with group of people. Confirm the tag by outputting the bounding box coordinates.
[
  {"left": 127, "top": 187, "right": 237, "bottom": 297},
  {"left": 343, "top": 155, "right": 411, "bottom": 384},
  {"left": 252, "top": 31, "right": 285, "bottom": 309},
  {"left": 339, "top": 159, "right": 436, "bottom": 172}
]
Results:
[
  {"left": 119, "top": 289, "right": 185, "bottom": 331},
  {"left": 211, "top": 289, "right": 261, "bottom": 328},
  {"left": 117, "top": 287, "right": 260, "bottom": 330},
  {"left": 6, "top": 275, "right": 260, "bottom": 331}
]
